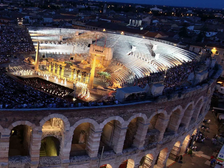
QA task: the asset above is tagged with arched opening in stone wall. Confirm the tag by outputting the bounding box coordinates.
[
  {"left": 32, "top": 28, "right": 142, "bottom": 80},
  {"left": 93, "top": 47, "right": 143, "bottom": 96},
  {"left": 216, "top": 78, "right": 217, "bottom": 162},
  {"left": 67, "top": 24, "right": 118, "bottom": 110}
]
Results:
[
  {"left": 139, "top": 154, "right": 153, "bottom": 168},
  {"left": 41, "top": 118, "right": 65, "bottom": 157},
  {"left": 123, "top": 117, "right": 142, "bottom": 149},
  {"left": 100, "top": 164, "right": 112, "bottom": 168},
  {"left": 99, "top": 120, "right": 121, "bottom": 152},
  {"left": 198, "top": 106, "right": 204, "bottom": 119},
  {"left": 165, "top": 109, "right": 182, "bottom": 135},
  {"left": 180, "top": 135, "right": 190, "bottom": 154},
  {"left": 9, "top": 125, "right": 32, "bottom": 157},
  {"left": 181, "top": 104, "right": 193, "bottom": 128},
  {"left": 188, "top": 129, "right": 198, "bottom": 148},
  {"left": 70, "top": 122, "right": 91, "bottom": 157},
  {"left": 40, "top": 136, "right": 60, "bottom": 156},
  {"left": 166, "top": 141, "right": 181, "bottom": 163},
  {"left": 154, "top": 148, "right": 168, "bottom": 168},
  {"left": 42, "top": 118, "right": 65, "bottom": 131},
  {"left": 119, "top": 159, "right": 135, "bottom": 168},
  {"left": 192, "top": 129, "right": 197, "bottom": 135},
  {"left": 190, "top": 99, "right": 203, "bottom": 124},
  {"left": 146, "top": 113, "right": 164, "bottom": 146}
]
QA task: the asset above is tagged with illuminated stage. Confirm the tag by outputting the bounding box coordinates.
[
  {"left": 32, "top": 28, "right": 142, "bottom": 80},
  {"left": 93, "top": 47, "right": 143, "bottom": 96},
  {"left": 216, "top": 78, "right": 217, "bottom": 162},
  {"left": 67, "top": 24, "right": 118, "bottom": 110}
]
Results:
[{"left": 9, "top": 68, "right": 100, "bottom": 102}]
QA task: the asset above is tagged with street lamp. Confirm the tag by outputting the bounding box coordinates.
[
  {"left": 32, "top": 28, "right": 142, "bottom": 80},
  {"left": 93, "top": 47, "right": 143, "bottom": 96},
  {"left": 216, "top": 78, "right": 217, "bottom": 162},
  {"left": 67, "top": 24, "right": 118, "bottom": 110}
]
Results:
[{"left": 211, "top": 47, "right": 217, "bottom": 55}]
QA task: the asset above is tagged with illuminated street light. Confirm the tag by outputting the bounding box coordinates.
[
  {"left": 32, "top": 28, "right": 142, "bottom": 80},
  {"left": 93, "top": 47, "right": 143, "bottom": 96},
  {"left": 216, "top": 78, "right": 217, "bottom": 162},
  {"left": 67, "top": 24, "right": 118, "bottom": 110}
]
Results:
[
  {"left": 103, "top": 28, "right": 106, "bottom": 32},
  {"left": 211, "top": 47, "right": 217, "bottom": 55},
  {"left": 121, "top": 31, "right": 124, "bottom": 35}
]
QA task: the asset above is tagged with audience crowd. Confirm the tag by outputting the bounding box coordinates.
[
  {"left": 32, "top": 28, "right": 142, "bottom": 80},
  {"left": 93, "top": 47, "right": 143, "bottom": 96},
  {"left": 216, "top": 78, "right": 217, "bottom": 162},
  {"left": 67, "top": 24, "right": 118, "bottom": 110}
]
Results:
[
  {"left": 132, "top": 60, "right": 198, "bottom": 91},
  {"left": 23, "top": 78, "right": 72, "bottom": 98},
  {"left": 0, "top": 26, "right": 35, "bottom": 54},
  {"left": 164, "top": 60, "right": 197, "bottom": 88},
  {"left": 0, "top": 54, "right": 9, "bottom": 64},
  {"left": 0, "top": 68, "right": 69, "bottom": 109},
  {"left": 0, "top": 67, "right": 119, "bottom": 109}
]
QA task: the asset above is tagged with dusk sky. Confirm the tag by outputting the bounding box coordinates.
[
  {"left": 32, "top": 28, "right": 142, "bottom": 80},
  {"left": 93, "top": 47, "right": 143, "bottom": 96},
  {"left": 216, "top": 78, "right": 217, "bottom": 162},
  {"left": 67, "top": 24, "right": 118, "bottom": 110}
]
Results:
[{"left": 105, "top": 0, "right": 224, "bottom": 9}]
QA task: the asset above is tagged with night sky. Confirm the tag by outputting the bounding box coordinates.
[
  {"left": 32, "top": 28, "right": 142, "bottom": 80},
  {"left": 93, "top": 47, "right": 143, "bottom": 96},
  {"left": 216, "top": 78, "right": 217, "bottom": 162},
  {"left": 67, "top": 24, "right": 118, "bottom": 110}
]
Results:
[{"left": 105, "top": 0, "right": 224, "bottom": 9}]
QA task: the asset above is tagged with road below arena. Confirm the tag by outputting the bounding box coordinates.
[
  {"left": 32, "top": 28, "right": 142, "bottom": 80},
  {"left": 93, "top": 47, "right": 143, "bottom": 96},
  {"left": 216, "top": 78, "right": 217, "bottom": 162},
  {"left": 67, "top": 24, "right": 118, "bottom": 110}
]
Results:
[{"left": 168, "top": 110, "right": 222, "bottom": 168}]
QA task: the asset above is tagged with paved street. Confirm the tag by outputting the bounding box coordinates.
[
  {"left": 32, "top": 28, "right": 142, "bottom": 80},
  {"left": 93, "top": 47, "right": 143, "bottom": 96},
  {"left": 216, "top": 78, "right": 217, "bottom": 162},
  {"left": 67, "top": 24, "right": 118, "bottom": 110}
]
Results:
[
  {"left": 168, "top": 110, "right": 222, "bottom": 168},
  {"left": 168, "top": 154, "right": 211, "bottom": 168}
]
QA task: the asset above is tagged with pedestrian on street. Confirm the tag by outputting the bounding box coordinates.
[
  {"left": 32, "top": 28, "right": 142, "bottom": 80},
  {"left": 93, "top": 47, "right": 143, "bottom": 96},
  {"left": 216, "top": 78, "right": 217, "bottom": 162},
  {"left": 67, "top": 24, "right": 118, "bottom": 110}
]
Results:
[
  {"left": 210, "top": 158, "right": 216, "bottom": 167},
  {"left": 210, "top": 155, "right": 214, "bottom": 161},
  {"left": 178, "top": 155, "right": 183, "bottom": 163}
]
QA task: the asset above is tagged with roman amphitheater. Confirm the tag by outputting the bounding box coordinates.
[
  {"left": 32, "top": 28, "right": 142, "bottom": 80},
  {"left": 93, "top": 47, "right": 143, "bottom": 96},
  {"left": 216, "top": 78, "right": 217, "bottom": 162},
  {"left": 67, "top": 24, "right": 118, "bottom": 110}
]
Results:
[{"left": 0, "top": 27, "right": 222, "bottom": 168}]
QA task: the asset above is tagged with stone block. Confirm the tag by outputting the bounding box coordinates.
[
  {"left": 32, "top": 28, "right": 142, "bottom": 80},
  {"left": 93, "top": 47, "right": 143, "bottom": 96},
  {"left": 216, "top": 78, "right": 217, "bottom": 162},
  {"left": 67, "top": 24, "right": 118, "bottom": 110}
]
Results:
[{"left": 150, "top": 83, "right": 164, "bottom": 97}]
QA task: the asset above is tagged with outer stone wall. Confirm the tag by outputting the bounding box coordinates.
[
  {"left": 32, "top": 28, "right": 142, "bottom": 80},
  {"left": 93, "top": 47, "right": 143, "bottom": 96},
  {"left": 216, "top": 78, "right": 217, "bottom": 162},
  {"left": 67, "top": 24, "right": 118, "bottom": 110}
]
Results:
[{"left": 0, "top": 65, "right": 221, "bottom": 168}]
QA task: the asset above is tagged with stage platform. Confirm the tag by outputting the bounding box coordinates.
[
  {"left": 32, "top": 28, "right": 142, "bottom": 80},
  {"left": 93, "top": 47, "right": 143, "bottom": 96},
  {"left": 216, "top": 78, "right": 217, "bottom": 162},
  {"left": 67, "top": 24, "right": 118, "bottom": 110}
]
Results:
[{"left": 10, "top": 73, "right": 106, "bottom": 102}]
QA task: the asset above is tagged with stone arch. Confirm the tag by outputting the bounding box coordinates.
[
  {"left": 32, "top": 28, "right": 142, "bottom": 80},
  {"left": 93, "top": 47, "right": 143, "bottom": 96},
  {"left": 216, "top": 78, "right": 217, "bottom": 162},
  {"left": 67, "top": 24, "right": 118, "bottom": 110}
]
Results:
[
  {"left": 100, "top": 164, "right": 112, "bottom": 168},
  {"left": 123, "top": 115, "right": 146, "bottom": 150},
  {"left": 70, "top": 121, "right": 94, "bottom": 157},
  {"left": 191, "top": 97, "right": 204, "bottom": 124},
  {"left": 180, "top": 135, "right": 191, "bottom": 154},
  {"left": 167, "top": 141, "right": 181, "bottom": 163},
  {"left": 147, "top": 109, "right": 168, "bottom": 123},
  {"left": 99, "top": 119, "right": 123, "bottom": 153},
  {"left": 140, "top": 154, "right": 154, "bottom": 168},
  {"left": 166, "top": 106, "right": 183, "bottom": 134},
  {"left": 125, "top": 113, "right": 147, "bottom": 127},
  {"left": 181, "top": 102, "right": 194, "bottom": 128},
  {"left": 197, "top": 105, "right": 205, "bottom": 120},
  {"left": 170, "top": 105, "right": 183, "bottom": 116},
  {"left": 119, "top": 159, "right": 135, "bottom": 168},
  {"left": 100, "top": 116, "right": 125, "bottom": 129},
  {"left": 41, "top": 116, "right": 67, "bottom": 159},
  {"left": 39, "top": 113, "right": 70, "bottom": 131},
  {"left": 41, "top": 134, "right": 62, "bottom": 142},
  {"left": 194, "top": 96, "right": 204, "bottom": 108},
  {"left": 70, "top": 118, "right": 100, "bottom": 133},
  {"left": 40, "top": 136, "right": 60, "bottom": 156},
  {"left": 192, "top": 128, "right": 198, "bottom": 135},
  {"left": 154, "top": 148, "right": 169, "bottom": 168},
  {"left": 8, "top": 120, "right": 36, "bottom": 131},
  {"left": 9, "top": 124, "right": 33, "bottom": 157},
  {"left": 146, "top": 112, "right": 166, "bottom": 146}
]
